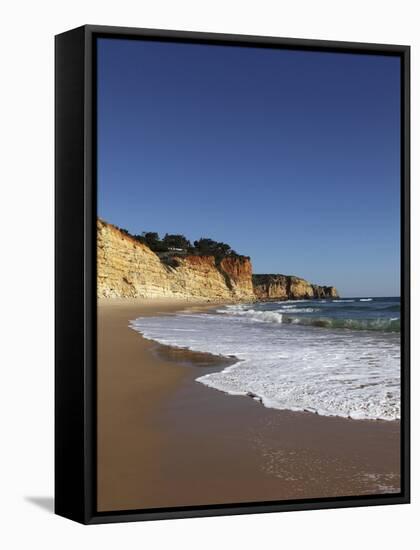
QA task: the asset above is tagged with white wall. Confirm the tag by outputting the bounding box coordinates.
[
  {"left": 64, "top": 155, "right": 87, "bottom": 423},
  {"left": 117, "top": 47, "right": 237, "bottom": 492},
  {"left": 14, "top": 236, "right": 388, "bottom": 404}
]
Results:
[{"left": 1, "top": 1, "right": 417, "bottom": 548}]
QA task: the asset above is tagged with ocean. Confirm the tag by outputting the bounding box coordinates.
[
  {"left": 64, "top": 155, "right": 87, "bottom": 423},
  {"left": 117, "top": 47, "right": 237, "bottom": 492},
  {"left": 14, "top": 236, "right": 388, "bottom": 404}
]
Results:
[{"left": 130, "top": 297, "right": 401, "bottom": 421}]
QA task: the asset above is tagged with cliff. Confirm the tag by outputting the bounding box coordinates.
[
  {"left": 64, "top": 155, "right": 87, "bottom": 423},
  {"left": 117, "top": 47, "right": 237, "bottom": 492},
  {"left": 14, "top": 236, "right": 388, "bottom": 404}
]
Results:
[
  {"left": 97, "top": 219, "right": 254, "bottom": 301},
  {"left": 252, "top": 274, "right": 338, "bottom": 301},
  {"left": 98, "top": 219, "right": 338, "bottom": 301}
]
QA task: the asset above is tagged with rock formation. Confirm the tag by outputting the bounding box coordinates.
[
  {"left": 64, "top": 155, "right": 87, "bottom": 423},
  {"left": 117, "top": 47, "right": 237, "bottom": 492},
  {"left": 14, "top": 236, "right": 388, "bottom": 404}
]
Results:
[
  {"left": 252, "top": 274, "right": 338, "bottom": 301},
  {"left": 97, "top": 219, "right": 339, "bottom": 301},
  {"left": 97, "top": 219, "right": 254, "bottom": 301}
]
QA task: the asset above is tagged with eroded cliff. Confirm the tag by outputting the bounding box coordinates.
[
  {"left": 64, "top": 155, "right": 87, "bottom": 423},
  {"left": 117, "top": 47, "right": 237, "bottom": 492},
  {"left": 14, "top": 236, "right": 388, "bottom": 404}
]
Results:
[
  {"left": 97, "top": 219, "right": 254, "bottom": 301},
  {"left": 98, "top": 219, "right": 339, "bottom": 301},
  {"left": 252, "top": 274, "right": 338, "bottom": 301}
]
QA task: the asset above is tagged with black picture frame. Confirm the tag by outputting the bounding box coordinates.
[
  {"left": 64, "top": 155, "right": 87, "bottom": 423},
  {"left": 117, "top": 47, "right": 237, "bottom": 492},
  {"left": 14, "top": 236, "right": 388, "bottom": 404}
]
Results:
[{"left": 55, "top": 24, "right": 410, "bottom": 525}]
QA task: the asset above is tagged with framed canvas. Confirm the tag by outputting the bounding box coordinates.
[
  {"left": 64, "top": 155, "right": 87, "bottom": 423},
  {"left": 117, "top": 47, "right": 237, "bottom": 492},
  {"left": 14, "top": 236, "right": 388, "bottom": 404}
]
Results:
[{"left": 55, "top": 25, "right": 410, "bottom": 524}]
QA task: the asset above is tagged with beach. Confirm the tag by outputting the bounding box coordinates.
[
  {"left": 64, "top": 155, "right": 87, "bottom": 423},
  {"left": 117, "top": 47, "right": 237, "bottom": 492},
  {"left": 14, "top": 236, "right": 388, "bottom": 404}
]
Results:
[{"left": 97, "top": 299, "right": 401, "bottom": 512}]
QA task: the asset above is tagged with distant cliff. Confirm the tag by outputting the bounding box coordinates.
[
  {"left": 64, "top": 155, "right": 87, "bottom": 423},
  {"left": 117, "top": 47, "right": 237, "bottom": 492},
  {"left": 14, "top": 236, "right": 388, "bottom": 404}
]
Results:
[
  {"left": 97, "top": 219, "right": 339, "bottom": 301},
  {"left": 253, "top": 274, "right": 338, "bottom": 301},
  {"left": 97, "top": 219, "right": 254, "bottom": 301}
]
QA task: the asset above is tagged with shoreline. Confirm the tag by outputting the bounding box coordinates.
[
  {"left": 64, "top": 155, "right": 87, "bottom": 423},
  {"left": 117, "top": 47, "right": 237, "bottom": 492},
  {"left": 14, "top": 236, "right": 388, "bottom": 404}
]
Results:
[
  {"left": 97, "top": 298, "right": 400, "bottom": 512},
  {"left": 152, "top": 338, "right": 399, "bottom": 424},
  {"left": 129, "top": 298, "right": 400, "bottom": 422}
]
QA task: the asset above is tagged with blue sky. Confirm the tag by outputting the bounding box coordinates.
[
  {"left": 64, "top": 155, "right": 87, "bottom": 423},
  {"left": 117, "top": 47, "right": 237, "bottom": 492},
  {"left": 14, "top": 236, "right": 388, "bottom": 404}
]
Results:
[{"left": 97, "top": 38, "right": 401, "bottom": 297}]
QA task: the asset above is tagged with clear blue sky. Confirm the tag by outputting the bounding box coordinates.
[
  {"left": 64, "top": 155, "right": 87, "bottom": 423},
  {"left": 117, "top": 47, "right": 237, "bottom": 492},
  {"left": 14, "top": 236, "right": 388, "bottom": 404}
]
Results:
[{"left": 97, "top": 38, "right": 401, "bottom": 297}]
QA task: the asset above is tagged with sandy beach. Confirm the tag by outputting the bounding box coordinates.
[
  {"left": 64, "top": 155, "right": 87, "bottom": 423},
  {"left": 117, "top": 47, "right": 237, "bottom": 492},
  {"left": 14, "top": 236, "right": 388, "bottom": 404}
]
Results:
[{"left": 97, "top": 299, "right": 401, "bottom": 512}]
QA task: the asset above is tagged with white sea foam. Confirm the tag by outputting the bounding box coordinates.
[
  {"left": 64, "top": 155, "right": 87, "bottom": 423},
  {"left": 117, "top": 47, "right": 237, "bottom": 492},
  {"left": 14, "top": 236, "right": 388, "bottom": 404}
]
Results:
[
  {"left": 219, "top": 303, "right": 319, "bottom": 315},
  {"left": 333, "top": 299, "right": 355, "bottom": 303},
  {"left": 278, "top": 306, "right": 319, "bottom": 313},
  {"left": 217, "top": 305, "right": 399, "bottom": 331},
  {"left": 221, "top": 309, "right": 284, "bottom": 323},
  {"left": 130, "top": 307, "right": 401, "bottom": 421},
  {"left": 360, "top": 298, "right": 373, "bottom": 302}
]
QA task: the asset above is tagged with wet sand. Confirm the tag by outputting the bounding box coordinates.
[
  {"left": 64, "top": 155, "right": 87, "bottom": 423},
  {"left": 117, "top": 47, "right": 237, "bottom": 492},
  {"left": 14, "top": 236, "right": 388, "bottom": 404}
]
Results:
[{"left": 97, "top": 299, "right": 400, "bottom": 512}]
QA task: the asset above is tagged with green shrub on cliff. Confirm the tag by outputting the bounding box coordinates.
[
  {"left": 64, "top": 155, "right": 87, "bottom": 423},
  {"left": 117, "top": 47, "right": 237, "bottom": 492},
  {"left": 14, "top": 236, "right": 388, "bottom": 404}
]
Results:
[
  {"left": 162, "top": 233, "right": 192, "bottom": 250},
  {"left": 115, "top": 223, "right": 241, "bottom": 258},
  {"left": 193, "top": 238, "right": 234, "bottom": 258}
]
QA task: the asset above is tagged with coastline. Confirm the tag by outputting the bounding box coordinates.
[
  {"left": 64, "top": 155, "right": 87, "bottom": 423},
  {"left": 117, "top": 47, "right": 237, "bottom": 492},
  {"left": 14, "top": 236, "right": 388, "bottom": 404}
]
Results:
[{"left": 97, "top": 298, "right": 400, "bottom": 512}]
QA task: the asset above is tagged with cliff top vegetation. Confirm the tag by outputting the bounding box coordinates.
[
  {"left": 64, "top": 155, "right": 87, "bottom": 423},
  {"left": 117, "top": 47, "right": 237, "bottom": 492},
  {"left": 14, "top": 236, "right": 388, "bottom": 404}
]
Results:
[{"left": 112, "top": 222, "right": 248, "bottom": 260}]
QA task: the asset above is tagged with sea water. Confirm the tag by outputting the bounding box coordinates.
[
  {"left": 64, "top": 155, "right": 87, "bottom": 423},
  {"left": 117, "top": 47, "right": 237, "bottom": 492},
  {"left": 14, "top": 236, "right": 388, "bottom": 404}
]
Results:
[{"left": 130, "top": 297, "right": 401, "bottom": 421}]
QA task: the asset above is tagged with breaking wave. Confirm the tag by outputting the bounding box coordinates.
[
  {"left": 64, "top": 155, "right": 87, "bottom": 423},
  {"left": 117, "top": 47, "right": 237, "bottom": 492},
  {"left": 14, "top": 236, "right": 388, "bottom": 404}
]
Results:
[
  {"left": 218, "top": 307, "right": 400, "bottom": 332},
  {"left": 130, "top": 300, "right": 401, "bottom": 421}
]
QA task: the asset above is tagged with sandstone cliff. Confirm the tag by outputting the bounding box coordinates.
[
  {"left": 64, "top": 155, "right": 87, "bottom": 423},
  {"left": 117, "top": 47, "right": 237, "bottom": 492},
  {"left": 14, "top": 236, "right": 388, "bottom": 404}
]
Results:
[
  {"left": 252, "top": 274, "right": 338, "bottom": 301},
  {"left": 97, "top": 219, "right": 254, "bottom": 301},
  {"left": 98, "top": 219, "right": 339, "bottom": 301}
]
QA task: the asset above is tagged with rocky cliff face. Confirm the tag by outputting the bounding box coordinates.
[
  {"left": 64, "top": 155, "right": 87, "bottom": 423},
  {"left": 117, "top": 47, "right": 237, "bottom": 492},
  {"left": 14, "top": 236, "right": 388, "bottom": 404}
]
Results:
[
  {"left": 98, "top": 219, "right": 339, "bottom": 301},
  {"left": 253, "top": 274, "right": 338, "bottom": 301},
  {"left": 97, "top": 219, "right": 254, "bottom": 301},
  {"left": 312, "top": 284, "right": 339, "bottom": 300}
]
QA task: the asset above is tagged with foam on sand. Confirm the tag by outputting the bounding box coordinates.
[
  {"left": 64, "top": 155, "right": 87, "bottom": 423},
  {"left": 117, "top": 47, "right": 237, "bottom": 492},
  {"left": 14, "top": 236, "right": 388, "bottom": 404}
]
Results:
[{"left": 130, "top": 303, "right": 400, "bottom": 421}]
